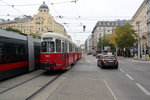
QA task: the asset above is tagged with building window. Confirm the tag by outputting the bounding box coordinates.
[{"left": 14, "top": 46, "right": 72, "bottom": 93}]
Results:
[{"left": 107, "top": 23, "right": 110, "bottom": 26}]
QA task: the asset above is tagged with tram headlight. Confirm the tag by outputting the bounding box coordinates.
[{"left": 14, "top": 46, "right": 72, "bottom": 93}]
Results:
[{"left": 46, "top": 60, "right": 49, "bottom": 64}]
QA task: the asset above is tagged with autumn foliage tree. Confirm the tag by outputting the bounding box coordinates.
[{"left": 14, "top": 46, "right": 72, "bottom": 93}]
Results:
[{"left": 110, "top": 24, "right": 137, "bottom": 49}]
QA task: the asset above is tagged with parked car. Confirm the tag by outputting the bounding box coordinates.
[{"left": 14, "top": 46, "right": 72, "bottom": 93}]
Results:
[{"left": 97, "top": 55, "right": 118, "bottom": 69}]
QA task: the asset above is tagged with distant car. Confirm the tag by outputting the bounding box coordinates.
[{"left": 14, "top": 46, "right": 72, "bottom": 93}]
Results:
[
  {"left": 96, "top": 54, "right": 103, "bottom": 59},
  {"left": 87, "top": 52, "right": 92, "bottom": 55},
  {"left": 93, "top": 52, "right": 97, "bottom": 56},
  {"left": 107, "top": 52, "right": 113, "bottom": 55},
  {"left": 97, "top": 55, "right": 118, "bottom": 69}
]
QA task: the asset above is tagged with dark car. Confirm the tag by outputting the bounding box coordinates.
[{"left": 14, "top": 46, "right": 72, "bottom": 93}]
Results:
[{"left": 97, "top": 55, "right": 118, "bottom": 69}]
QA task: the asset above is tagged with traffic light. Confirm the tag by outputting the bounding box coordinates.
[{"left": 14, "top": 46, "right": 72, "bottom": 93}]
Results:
[{"left": 83, "top": 25, "right": 86, "bottom": 32}]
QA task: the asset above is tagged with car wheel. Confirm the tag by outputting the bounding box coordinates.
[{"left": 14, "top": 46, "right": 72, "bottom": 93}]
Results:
[
  {"left": 114, "top": 65, "right": 118, "bottom": 69},
  {"left": 97, "top": 62, "right": 100, "bottom": 67},
  {"left": 101, "top": 65, "right": 104, "bottom": 69}
]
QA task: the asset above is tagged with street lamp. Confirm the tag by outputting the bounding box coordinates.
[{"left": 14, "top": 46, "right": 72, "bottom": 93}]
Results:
[{"left": 136, "top": 21, "right": 141, "bottom": 60}]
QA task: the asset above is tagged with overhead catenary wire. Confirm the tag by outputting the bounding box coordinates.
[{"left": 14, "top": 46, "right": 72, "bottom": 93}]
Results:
[
  {"left": 47, "top": 0, "right": 67, "bottom": 25},
  {"left": 0, "top": 0, "right": 25, "bottom": 15},
  {"left": 54, "top": 16, "right": 132, "bottom": 20},
  {"left": 0, "top": 0, "right": 78, "bottom": 6}
]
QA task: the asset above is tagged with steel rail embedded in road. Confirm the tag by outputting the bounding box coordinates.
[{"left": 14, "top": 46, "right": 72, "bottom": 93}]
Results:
[
  {"left": 26, "top": 73, "right": 62, "bottom": 100},
  {"left": 0, "top": 72, "right": 44, "bottom": 94}
]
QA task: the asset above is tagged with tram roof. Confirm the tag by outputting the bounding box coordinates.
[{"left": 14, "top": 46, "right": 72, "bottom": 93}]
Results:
[{"left": 42, "top": 32, "right": 76, "bottom": 45}]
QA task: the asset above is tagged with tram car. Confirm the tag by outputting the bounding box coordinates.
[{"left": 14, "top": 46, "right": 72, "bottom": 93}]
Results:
[
  {"left": 0, "top": 30, "right": 40, "bottom": 81},
  {"left": 40, "top": 32, "right": 82, "bottom": 70}
]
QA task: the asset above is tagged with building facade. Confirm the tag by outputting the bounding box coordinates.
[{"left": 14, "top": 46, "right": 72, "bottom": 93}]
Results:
[
  {"left": 85, "top": 35, "right": 93, "bottom": 53},
  {"left": 131, "top": 0, "right": 150, "bottom": 55},
  {"left": 147, "top": 0, "right": 150, "bottom": 54},
  {"left": 0, "top": 2, "right": 67, "bottom": 36},
  {"left": 91, "top": 20, "right": 130, "bottom": 51}
]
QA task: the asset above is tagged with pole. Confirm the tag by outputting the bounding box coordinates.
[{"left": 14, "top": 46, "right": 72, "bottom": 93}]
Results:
[
  {"left": 101, "top": 36, "right": 103, "bottom": 54},
  {"left": 116, "top": 44, "right": 118, "bottom": 57},
  {"left": 137, "top": 21, "right": 141, "bottom": 60}
]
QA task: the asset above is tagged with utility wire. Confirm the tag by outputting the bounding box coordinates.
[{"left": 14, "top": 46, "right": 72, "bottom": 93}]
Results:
[
  {"left": 0, "top": 0, "right": 25, "bottom": 15},
  {"left": 0, "top": 0, "right": 78, "bottom": 6},
  {"left": 74, "top": 0, "right": 83, "bottom": 26},
  {"left": 55, "top": 16, "right": 132, "bottom": 20},
  {"left": 47, "top": 0, "right": 71, "bottom": 28}
]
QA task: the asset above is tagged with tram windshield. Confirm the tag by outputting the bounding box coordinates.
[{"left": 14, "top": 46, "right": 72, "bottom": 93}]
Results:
[{"left": 41, "top": 41, "right": 55, "bottom": 53}]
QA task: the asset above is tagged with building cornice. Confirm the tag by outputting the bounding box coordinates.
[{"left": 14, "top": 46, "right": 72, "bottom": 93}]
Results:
[{"left": 131, "top": 0, "right": 149, "bottom": 22}]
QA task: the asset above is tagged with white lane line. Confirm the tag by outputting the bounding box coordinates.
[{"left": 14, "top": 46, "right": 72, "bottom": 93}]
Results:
[
  {"left": 103, "top": 79, "right": 118, "bottom": 100},
  {"left": 119, "top": 69, "right": 125, "bottom": 73},
  {"left": 126, "top": 74, "right": 134, "bottom": 80},
  {"left": 136, "top": 83, "right": 150, "bottom": 96}
]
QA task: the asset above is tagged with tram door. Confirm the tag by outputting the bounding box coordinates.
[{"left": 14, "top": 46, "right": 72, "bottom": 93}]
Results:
[{"left": 62, "top": 41, "right": 68, "bottom": 67}]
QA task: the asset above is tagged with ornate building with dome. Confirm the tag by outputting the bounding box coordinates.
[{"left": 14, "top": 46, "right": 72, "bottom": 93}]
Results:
[{"left": 0, "top": 2, "right": 67, "bottom": 36}]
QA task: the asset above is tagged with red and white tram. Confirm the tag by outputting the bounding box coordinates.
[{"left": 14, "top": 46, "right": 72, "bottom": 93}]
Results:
[{"left": 40, "top": 32, "right": 82, "bottom": 70}]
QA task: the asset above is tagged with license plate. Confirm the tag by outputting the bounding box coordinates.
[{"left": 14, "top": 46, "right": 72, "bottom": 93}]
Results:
[{"left": 108, "top": 61, "right": 113, "bottom": 62}]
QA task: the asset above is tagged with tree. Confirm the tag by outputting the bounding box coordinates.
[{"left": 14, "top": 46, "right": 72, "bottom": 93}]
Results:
[
  {"left": 97, "top": 34, "right": 115, "bottom": 53},
  {"left": 114, "top": 24, "right": 137, "bottom": 49},
  {"left": 29, "top": 33, "right": 37, "bottom": 38},
  {"left": 109, "top": 33, "right": 117, "bottom": 47},
  {"left": 4, "top": 27, "right": 23, "bottom": 34}
]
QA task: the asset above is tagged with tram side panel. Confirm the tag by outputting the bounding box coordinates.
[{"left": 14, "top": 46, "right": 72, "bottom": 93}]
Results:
[
  {"left": 0, "top": 30, "right": 41, "bottom": 81},
  {"left": 0, "top": 34, "right": 28, "bottom": 81}
]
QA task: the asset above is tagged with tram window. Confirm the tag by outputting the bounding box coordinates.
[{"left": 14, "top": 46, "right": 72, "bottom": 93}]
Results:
[
  {"left": 69, "top": 43, "right": 72, "bottom": 52},
  {"left": 56, "top": 39, "right": 61, "bottom": 52},
  {"left": 5, "top": 43, "right": 17, "bottom": 63},
  {"left": 17, "top": 45, "right": 27, "bottom": 61},
  {"left": 42, "top": 41, "right": 55, "bottom": 52},
  {"left": 62, "top": 42, "right": 65, "bottom": 53},
  {"left": 0, "top": 43, "right": 3, "bottom": 64},
  {"left": 42, "top": 42, "right": 47, "bottom": 52},
  {"left": 65, "top": 43, "right": 67, "bottom": 53},
  {"left": 48, "top": 41, "right": 55, "bottom": 52}
]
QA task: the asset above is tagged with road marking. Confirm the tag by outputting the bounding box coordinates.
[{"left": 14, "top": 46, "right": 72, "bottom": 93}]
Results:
[
  {"left": 103, "top": 79, "right": 118, "bottom": 100},
  {"left": 126, "top": 74, "right": 134, "bottom": 80},
  {"left": 119, "top": 69, "right": 125, "bottom": 73},
  {"left": 88, "top": 61, "right": 91, "bottom": 63},
  {"left": 136, "top": 83, "right": 150, "bottom": 96}
]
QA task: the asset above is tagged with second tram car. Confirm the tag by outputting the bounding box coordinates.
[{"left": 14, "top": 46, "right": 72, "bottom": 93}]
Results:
[
  {"left": 40, "top": 32, "right": 81, "bottom": 70},
  {"left": 0, "top": 30, "right": 40, "bottom": 81}
]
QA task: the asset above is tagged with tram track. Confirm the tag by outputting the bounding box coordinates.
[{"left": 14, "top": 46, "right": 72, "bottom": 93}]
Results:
[
  {"left": 0, "top": 70, "right": 65, "bottom": 100},
  {"left": 0, "top": 72, "right": 45, "bottom": 94},
  {"left": 26, "top": 73, "right": 62, "bottom": 100}
]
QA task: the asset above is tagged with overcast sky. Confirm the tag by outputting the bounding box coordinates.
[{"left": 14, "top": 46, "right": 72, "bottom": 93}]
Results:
[{"left": 0, "top": 0, "right": 144, "bottom": 45}]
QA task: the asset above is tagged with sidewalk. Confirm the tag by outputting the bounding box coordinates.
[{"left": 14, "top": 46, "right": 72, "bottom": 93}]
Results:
[{"left": 118, "top": 56, "right": 150, "bottom": 63}]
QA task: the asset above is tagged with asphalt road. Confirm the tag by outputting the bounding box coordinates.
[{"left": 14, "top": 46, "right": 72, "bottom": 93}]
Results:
[
  {"left": 0, "top": 55, "right": 150, "bottom": 100},
  {"left": 47, "top": 55, "right": 150, "bottom": 100}
]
